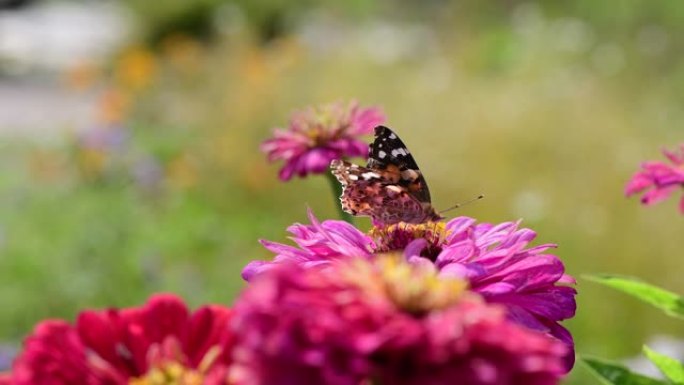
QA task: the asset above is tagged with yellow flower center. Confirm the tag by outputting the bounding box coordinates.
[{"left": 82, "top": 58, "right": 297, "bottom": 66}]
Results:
[
  {"left": 129, "top": 346, "right": 225, "bottom": 385},
  {"left": 370, "top": 222, "right": 450, "bottom": 261},
  {"left": 377, "top": 255, "right": 468, "bottom": 314},
  {"left": 341, "top": 254, "right": 467, "bottom": 315},
  {"left": 297, "top": 104, "right": 353, "bottom": 146},
  {"left": 129, "top": 362, "right": 203, "bottom": 385}
]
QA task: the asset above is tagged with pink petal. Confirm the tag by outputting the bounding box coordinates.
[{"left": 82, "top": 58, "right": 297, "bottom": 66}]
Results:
[
  {"left": 663, "top": 147, "right": 684, "bottom": 165},
  {"left": 242, "top": 260, "right": 271, "bottom": 281},
  {"left": 439, "top": 262, "right": 486, "bottom": 280},
  {"left": 641, "top": 185, "right": 678, "bottom": 205},
  {"left": 278, "top": 162, "right": 297, "bottom": 181},
  {"left": 625, "top": 173, "right": 653, "bottom": 196},
  {"left": 435, "top": 241, "right": 476, "bottom": 267},
  {"left": 405, "top": 239, "right": 428, "bottom": 258}
]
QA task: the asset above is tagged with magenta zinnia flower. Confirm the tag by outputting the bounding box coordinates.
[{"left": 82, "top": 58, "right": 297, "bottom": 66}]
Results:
[
  {"left": 261, "top": 101, "right": 385, "bottom": 180},
  {"left": 6, "top": 294, "right": 234, "bottom": 385},
  {"left": 245, "top": 211, "right": 577, "bottom": 369},
  {"left": 232, "top": 258, "right": 568, "bottom": 385},
  {"left": 243, "top": 209, "right": 374, "bottom": 280},
  {"left": 626, "top": 144, "right": 684, "bottom": 213}
]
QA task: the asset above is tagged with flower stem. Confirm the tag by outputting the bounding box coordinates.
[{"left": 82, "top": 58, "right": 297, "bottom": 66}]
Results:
[{"left": 325, "top": 171, "right": 354, "bottom": 224}]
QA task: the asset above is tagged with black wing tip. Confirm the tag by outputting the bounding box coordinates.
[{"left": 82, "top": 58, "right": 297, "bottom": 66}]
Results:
[{"left": 374, "top": 125, "right": 391, "bottom": 136}]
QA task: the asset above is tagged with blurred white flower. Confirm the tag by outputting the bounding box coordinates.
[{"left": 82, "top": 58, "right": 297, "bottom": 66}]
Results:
[{"left": 624, "top": 335, "right": 684, "bottom": 379}]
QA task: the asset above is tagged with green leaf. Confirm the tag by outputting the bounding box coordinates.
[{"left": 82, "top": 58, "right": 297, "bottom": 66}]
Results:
[
  {"left": 582, "top": 356, "right": 669, "bottom": 385},
  {"left": 584, "top": 275, "right": 684, "bottom": 319},
  {"left": 643, "top": 346, "right": 684, "bottom": 384}
]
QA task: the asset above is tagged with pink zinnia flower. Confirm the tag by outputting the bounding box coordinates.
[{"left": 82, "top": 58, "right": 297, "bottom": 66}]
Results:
[
  {"left": 261, "top": 101, "right": 385, "bottom": 180},
  {"left": 6, "top": 294, "right": 234, "bottom": 385},
  {"left": 232, "top": 258, "right": 568, "bottom": 385},
  {"left": 243, "top": 209, "right": 374, "bottom": 280},
  {"left": 244, "top": 211, "right": 577, "bottom": 369},
  {"left": 625, "top": 144, "right": 684, "bottom": 213}
]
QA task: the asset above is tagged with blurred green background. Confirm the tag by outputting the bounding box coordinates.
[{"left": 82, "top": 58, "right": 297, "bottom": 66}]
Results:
[{"left": 1, "top": 0, "right": 683, "bottom": 382}]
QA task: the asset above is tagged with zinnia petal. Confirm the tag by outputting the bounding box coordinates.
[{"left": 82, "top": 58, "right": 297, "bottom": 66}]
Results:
[
  {"left": 261, "top": 101, "right": 386, "bottom": 180},
  {"left": 249, "top": 212, "right": 577, "bottom": 371},
  {"left": 232, "top": 260, "right": 568, "bottom": 385},
  {"left": 641, "top": 185, "right": 678, "bottom": 205},
  {"left": 626, "top": 145, "right": 684, "bottom": 213},
  {"left": 8, "top": 295, "right": 234, "bottom": 385},
  {"left": 247, "top": 211, "right": 373, "bottom": 280}
]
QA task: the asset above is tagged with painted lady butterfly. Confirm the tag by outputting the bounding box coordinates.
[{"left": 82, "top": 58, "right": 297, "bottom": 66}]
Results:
[{"left": 330, "top": 125, "right": 443, "bottom": 225}]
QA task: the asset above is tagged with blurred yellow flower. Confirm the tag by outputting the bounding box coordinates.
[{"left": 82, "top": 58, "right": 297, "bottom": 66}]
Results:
[
  {"left": 167, "top": 153, "right": 199, "bottom": 189},
  {"left": 115, "top": 46, "right": 157, "bottom": 91},
  {"left": 77, "top": 149, "right": 107, "bottom": 180},
  {"left": 241, "top": 46, "right": 269, "bottom": 85}
]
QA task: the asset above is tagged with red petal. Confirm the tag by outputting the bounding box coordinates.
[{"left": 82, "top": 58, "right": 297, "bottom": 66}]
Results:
[{"left": 182, "top": 306, "right": 233, "bottom": 368}]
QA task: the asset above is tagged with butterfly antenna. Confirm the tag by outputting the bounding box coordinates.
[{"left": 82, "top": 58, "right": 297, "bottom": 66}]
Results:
[{"left": 439, "top": 194, "right": 484, "bottom": 214}]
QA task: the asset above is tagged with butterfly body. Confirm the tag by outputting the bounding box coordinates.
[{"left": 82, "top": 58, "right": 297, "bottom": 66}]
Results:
[{"left": 330, "top": 126, "right": 442, "bottom": 225}]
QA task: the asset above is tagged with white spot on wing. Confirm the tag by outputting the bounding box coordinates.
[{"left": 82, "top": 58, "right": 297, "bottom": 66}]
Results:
[
  {"left": 378, "top": 150, "right": 387, "bottom": 159},
  {"left": 361, "top": 172, "right": 381, "bottom": 179},
  {"left": 401, "top": 169, "right": 419, "bottom": 180},
  {"left": 389, "top": 133, "right": 397, "bottom": 139},
  {"left": 391, "top": 148, "right": 408, "bottom": 157}
]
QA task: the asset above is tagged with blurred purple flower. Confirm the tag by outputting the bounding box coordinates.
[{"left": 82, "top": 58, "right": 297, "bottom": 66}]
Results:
[
  {"left": 246, "top": 212, "right": 577, "bottom": 370},
  {"left": 626, "top": 145, "right": 684, "bottom": 213},
  {"left": 261, "top": 101, "right": 385, "bottom": 181},
  {"left": 78, "top": 124, "right": 129, "bottom": 153},
  {"left": 0, "top": 344, "right": 16, "bottom": 372},
  {"left": 131, "top": 156, "right": 164, "bottom": 192},
  {"left": 232, "top": 259, "right": 568, "bottom": 385}
]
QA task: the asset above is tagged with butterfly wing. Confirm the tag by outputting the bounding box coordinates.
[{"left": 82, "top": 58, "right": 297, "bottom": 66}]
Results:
[
  {"left": 331, "top": 159, "right": 440, "bottom": 225},
  {"left": 367, "top": 126, "right": 432, "bottom": 203}
]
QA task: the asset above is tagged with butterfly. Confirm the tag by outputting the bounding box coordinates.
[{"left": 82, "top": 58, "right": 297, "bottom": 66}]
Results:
[{"left": 330, "top": 125, "right": 443, "bottom": 225}]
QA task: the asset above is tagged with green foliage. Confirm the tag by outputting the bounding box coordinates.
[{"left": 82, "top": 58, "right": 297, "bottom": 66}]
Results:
[
  {"left": 583, "top": 277, "right": 684, "bottom": 385},
  {"left": 122, "top": 0, "right": 378, "bottom": 45},
  {"left": 582, "top": 356, "right": 669, "bottom": 385},
  {"left": 585, "top": 275, "right": 684, "bottom": 319},
  {"left": 643, "top": 346, "right": 684, "bottom": 384}
]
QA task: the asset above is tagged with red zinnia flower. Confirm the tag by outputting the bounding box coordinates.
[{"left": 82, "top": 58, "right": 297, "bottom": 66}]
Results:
[{"left": 6, "top": 294, "right": 234, "bottom": 385}]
